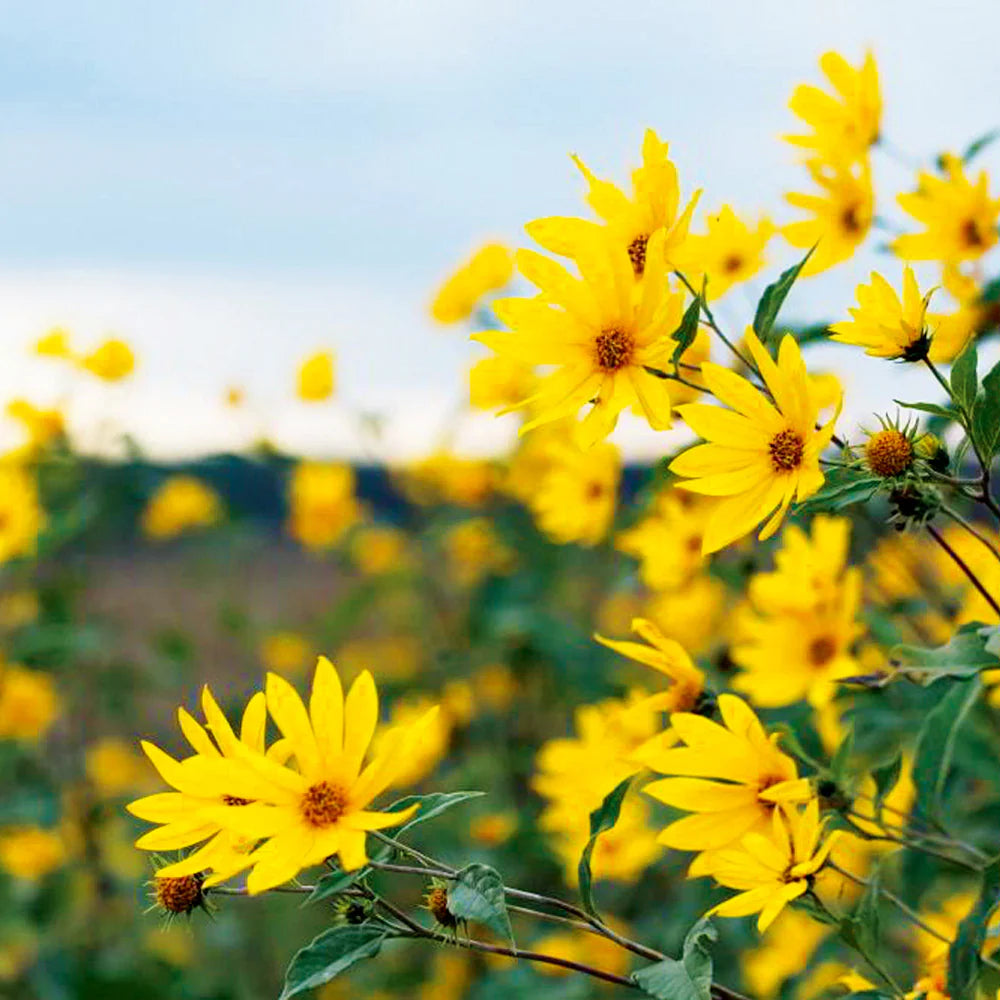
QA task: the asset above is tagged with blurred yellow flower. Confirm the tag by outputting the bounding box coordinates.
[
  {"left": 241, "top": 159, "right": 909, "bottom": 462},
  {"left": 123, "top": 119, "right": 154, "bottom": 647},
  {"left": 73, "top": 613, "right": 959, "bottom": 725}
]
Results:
[
  {"left": 530, "top": 439, "right": 619, "bottom": 546},
  {"left": 0, "top": 463, "right": 45, "bottom": 564},
  {"left": 287, "top": 462, "right": 364, "bottom": 551},
  {"left": 34, "top": 327, "right": 72, "bottom": 359},
  {"left": 676, "top": 206, "right": 774, "bottom": 300},
  {"left": 472, "top": 662, "right": 518, "bottom": 713},
  {"left": 830, "top": 267, "right": 933, "bottom": 360},
  {"left": 645, "top": 573, "right": 727, "bottom": 656},
  {"left": 468, "top": 354, "right": 537, "bottom": 411},
  {"left": 670, "top": 328, "right": 839, "bottom": 553},
  {"left": 399, "top": 451, "right": 498, "bottom": 507},
  {"left": 85, "top": 737, "right": 150, "bottom": 796},
  {"left": 894, "top": 154, "right": 1000, "bottom": 263},
  {"left": 0, "top": 827, "right": 66, "bottom": 880},
  {"left": 470, "top": 811, "right": 518, "bottom": 847},
  {"left": 417, "top": 951, "right": 472, "bottom": 1000},
  {"left": 442, "top": 517, "right": 514, "bottom": 585},
  {"left": 928, "top": 264, "right": 982, "bottom": 363},
  {"left": 741, "top": 907, "right": 830, "bottom": 998},
  {"left": 533, "top": 918, "right": 632, "bottom": 980},
  {"left": 6, "top": 399, "right": 64, "bottom": 455},
  {"left": 81, "top": 338, "right": 135, "bottom": 381},
  {"left": 141, "top": 475, "right": 223, "bottom": 540},
  {"left": 786, "top": 51, "right": 881, "bottom": 161},
  {"left": 296, "top": 350, "right": 335, "bottom": 402},
  {"left": 527, "top": 128, "right": 699, "bottom": 276},
  {"left": 784, "top": 158, "right": 873, "bottom": 275},
  {"left": 372, "top": 693, "right": 451, "bottom": 787},
  {"left": 350, "top": 524, "right": 408, "bottom": 575},
  {"left": 0, "top": 663, "right": 60, "bottom": 741},
  {"left": 259, "top": 631, "right": 311, "bottom": 675},
  {"left": 430, "top": 243, "right": 513, "bottom": 324}
]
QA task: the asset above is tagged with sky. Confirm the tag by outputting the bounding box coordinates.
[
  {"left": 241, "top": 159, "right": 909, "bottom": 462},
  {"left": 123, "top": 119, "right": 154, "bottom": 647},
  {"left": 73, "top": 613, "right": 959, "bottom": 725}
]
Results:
[{"left": 1, "top": 0, "right": 999, "bottom": 460}]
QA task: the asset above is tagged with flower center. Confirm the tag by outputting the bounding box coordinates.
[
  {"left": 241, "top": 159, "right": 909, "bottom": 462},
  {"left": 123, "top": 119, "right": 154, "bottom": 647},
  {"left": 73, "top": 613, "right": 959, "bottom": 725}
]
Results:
[
  {"left": 866, "top": 429, "right": 913, "bottom": 478},
  {"left": 300, "top": 780, "right": 349, "bottom": 827},
  {"left": 840, "top": 203, "right": 864, "bottom": 235},
  {"left": 962, "top": 217, "right": 987, "bottom": 249},
  {"left": 155, "top": 874, "right": 204, "bottom": 914},
  {"left": 768, "top": 429, "right": 805, "bottom": 472},
  {"left": 721, "top": 253, "right": 743, "bottom": 274},
  {"left": 585, "top": 480, "right": 606, "bottom": 500},
  {"left": 627, "top": 235, "right": 649, "bottom": 276},
  {"left": 594, "top": 327, "right": 635, "bottom": 372},
  {"left": 808, "top": 635, "right": 838, "bottom": 667}
]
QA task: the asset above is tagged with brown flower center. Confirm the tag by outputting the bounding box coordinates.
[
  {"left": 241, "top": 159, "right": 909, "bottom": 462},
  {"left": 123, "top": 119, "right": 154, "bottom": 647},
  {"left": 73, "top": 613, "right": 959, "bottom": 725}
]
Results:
[
  {"left": 808, "top": 635, "right": 838, "bottom": 667},
  {"left": 300, "top": 780, "right": 348, "bottom": 827},
  {"left": 594, "top": 327, "right": 635, "bottom": 372},
  {"left": 840, "top": 203, "right": 864, "bottom": 235},
  {"left": 627, "top": 235, "right": 649, "bottom": 276},
  {"left": 866, "top": 429, "right": 913, "bottom": 478},
  {"left": 155, "top": 874, "right": 204, "bottom": 914},
  {"left": 962, "top": 217, "right": 987, "bottom": 249},
  {"left": 721, "top": 253, "right": 743, "bottom": 274},
  {"left": 768, "top": 429, "right": 805, "bottom": 472}
]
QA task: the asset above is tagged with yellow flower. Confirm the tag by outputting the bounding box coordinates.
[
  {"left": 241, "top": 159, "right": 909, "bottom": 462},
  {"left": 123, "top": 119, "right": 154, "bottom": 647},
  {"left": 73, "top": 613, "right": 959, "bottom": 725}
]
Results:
[
  {"left": 939, "top": 522, "right": 1000, "bottom": 625},
  {"left": 675, "top": 206, "right": 774, "bottom": 300},
  {"left": 616, "top": 489, "right": 712, "bottom": 590},
  {"left": 146, "top": 659, "right": 438, "bottom": 893},
  {"left": 644, "top": 573, "right": 727, "bottom": 657},
  {"left": 472, "top": 663, "right": 518, "bottom": 713},
  {"left": 287, "top": 462, "right": 364, "bottom": 551},
  {"left": 296, "top": 351, "right": 336, "bottom": 402},
  {"left": 0, "top": 827, "right": 66, "bottom": 880},
  {"left": 913, "top": 889, "right": 1000, "bottom": 976},
  {"left": 468, "top": 354, "right": 537, "bottom": 411},
  {"left": 830, "top": 267, "right": 933, "bottom": 359},
  {"left": 6, "top": 400, "right": 64, "bottom": 455},
  {"left": 430, "top": 243, "right": 513, "bottom": 324},
  {"left": 732, "top": 570, "right": 863, "bottom": 708},
  {"left": 527, "top": 128, "right": 700, "bottom": 277},
  {"left": 529, "top": 439, "right": 619, "bottom": 546},
  {"left": 595, "top": 618, "right": 706, "bottom": 720},
  {"left": 784, "top": 158, "right": 873, "bottom": 275},
  {"left": 469, "top": 811, "right": 518, "bottom": 847},
  {"left": 34, "top": 327, "right": 73, "bottom": 359},
  {"left": 141, "top": 475, "right": 223, "bottom": 540},
  {"left": 398, "top": 451, "right": 497, "bottom": 507},
  {"left": 670, "top": 328, "right": 840, "bottom": 553},
  {"left": 350, "top": 525, "right": 408, "bottom": 575},
  {"left": 702, "top": 799, "right": 841, "bottom": 932},
  {"left": 0, "top": 463, "right": 45, "bottom": 564},
  {"left": 81, "top": 338, "right": 135, "bottom": 381},
  {"left": 259, "top": 632, "right": 311, "bottom": 675},
  {"left": 894, "top": 155, "right": 1000, "bottom": 263},
  {"left": 741, "top": 908, "right": 831, "bottom": 999},
  {"left": 85, "top": 737, "right": 150, "bottom": 796},
  {"left": 442, "top": 517, "right": 514, "bottom": 585},
  {"left": 786, "top": 51, "right": 881, "bottom": 161},
  {"left": 475, "top": 232, "right": 687, "bottom": 446},
  {"left": 0, "top": 663, "right": 60, "bottom": 741},
  {"left": 643, "top": 694, "right": 809, "bottom": 852}
]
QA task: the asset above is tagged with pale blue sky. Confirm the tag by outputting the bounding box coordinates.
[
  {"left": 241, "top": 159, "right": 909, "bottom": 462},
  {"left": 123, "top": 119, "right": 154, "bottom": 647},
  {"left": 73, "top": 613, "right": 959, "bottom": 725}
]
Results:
[{"left": 1, "top": 1, "right": 998, "bottom": 458}]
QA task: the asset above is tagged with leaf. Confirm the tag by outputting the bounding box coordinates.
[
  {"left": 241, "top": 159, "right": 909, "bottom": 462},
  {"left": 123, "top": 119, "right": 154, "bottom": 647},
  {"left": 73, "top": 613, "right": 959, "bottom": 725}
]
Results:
[
  {"left": 912, "top": 678, "right": 981, "bottom": 823},
  {"left": 795, "top": 475, "right": 882, "bottom": 515},
  {"left": 752, "top": 246, "right": 815, "bottom": 343},
  {"left": 670, "top": 296, "right": 703, "bottom": 367},
  {"left": 891, "top": 623, "right": 996, "bottom": 684},
  {"left": 633, "top": 917, "right": 717, "bottom": 1000},
  {"left": 981, "top": 625, "right": 1000, "bottom": 659},
  {"left": 578, "top": 777, "right": 631, "bottom": 917},
  {"left": 971, "top": 358, "right": 1000, "bottom": 460},
  {"left": 829, "top": 725, "right": 855, "bottom": 786},
  {"left": 306, "top": 864, "right": 367, "bottom": 905},
  {"left": 894, "top": 399, "right": 960, "bottom": 420},
  {"left": 447, "top": 863, "right": 514, "bottom": 946},
  {"left": 853, "top": 862, "right": 881, "bottom": 957},
  {"left": 963, "top": 129, "right": 1000, "bottom": 164},
  {"left": 951, "top": 340, "right": 979, "bottom": 413},
  {"left": 870, "top": 753, "right": 903, "bottom": 818},
  {"left": 386, "top": 791, "right": 486, "bottom": 839},
  {"left": 949, "top": 859, "right": 1000, "bottom": 1000},
  {"left": 278, "top": 925, "right": 387, "bottom": 999}
]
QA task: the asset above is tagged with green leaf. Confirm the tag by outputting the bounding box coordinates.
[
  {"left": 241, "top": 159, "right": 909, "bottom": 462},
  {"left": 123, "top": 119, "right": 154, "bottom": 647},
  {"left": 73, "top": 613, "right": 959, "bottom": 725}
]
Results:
[
  {"left": 578, "top": 777, "right": 631, "bottom": 917},
  {"left": 633, "top": 917, "right": 717, "bottom": 1000},
  {"left": 963, "top": 129, "right": 1000, "bottom": 164},
  {"left": 795, "top": 475, "right": 882, "bottom": 515},
  {"left": 948, "top": 859, "right": 1000, "bottom": 1000},
  {"left": 386, "top": 790, "right": 486, "bottom": 839},
  {"left": 306, "top": 864, "right": 367, "bottom": 905},
  {"left": 752, "top": 246, "right": 815, "bottom": 343},
  {"left": 894, "top": 399, "right": 960, "bottom": 420},
  {"left": 981, "top": 625, "right": 1000, "bottom": 659},
  {"left": 829, "top": 725, "right": 855, "bottom": 786},
  {"left": 670, "top": 296, "right": 703, "bottom": 367},
  {"left": 891, "top": 622, "right": 996, "bottom": 684},
  {"left": 951, "top": 340, "right": 979, "bottom": 413},
  {"left": 278, "top": 925, "right": 387, "bottom": 999},
  {"left": 912, "top": 678, "right": 981, "bottom": 823},
  {"left": 447, "top": 863, "right": 514, "bottom": 946},
  {"left": 971, "top": 358, "right": 1000, "bottom": 460},
  {"left": 853, "top": 862, "right": 881, "bottom": 957},
  {"left": 870, "top": 753, "right": 903, "bottom": 817}
]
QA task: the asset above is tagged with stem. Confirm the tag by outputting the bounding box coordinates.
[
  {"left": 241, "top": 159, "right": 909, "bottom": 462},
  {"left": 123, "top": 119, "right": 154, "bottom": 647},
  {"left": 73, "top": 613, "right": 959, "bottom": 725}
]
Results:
[
  {"left": 926, "top": 523, "right": 1000, "bottom": 617},
  {"left": 674, "top": 270, "right": 755, "bottom": 371},
  {"left": 844, "top": 815, "right": 983, "bottom": 872}
]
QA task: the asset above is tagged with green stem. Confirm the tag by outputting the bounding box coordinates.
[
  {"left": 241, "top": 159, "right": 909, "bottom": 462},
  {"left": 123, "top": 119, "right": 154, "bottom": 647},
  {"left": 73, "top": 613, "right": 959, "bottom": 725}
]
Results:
[{"left": 674, "top": 270, "right": 755, "bottom": 372}]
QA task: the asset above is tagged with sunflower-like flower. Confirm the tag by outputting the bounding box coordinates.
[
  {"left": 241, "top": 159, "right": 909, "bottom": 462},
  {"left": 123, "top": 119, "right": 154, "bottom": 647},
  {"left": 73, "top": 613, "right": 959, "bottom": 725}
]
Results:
[
  {"left": 701, "top": 799, "right": 841, "bottom": 932},
  {"left": 894, "top": 155, "right": 1000, "bottom": 263},
  {"left": 784, "top": 158, "right": 873, "bottom": 275},
  {"left": 829, "top": 267, "right": 934, "bottom": 360},
  {"left": 526, "top": 129, "right": 700, "bottom": 277},
  {"left": 642, "top": 694, "right": 811, "bottom": 853},
  {"left": 131, "top": 658, "right": 438, "bottom": 894},
  {"left": 786, "top": 51, "right": 881, "bottom": 161},
  {"left": 475, "top": 233, "right": 687, "bottom": 445},
  {"left": 669, "top": 328, "right": 840, "bottom": 554}
]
